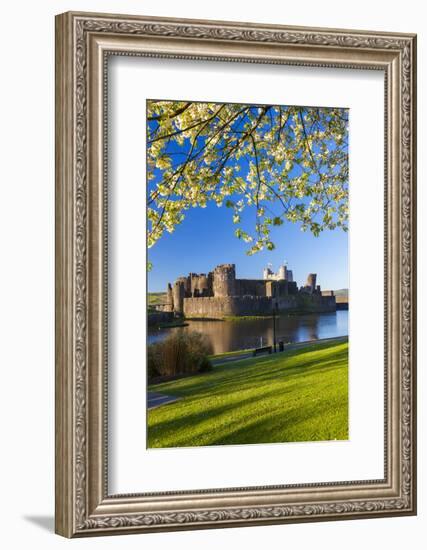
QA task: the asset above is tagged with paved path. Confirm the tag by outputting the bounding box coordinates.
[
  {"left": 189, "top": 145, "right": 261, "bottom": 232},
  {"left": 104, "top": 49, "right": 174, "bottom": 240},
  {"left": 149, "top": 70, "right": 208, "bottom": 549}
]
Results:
[
  {"left": 211, "top": 336, "right": 348, "bottom": 366},
  {"left": 147, "top": 391, "right": 181, "bottom": 410},
  {"left": 211, "top": 352, "right": 253, "bottom": 366}
]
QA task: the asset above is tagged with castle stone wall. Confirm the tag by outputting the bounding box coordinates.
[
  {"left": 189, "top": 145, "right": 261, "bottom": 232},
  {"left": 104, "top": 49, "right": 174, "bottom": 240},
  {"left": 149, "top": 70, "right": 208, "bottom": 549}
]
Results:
[
  {"left": 147, "top": 311, "right": 174, "bottom": 326},
  {"left": 183, "top": 296, "right": 273, "bottom": 318},
  {"left": 235, "top": 279, "right": 267, "bottom": 297},
  {"left": 183, "top": 294, "right": 336, "bottom": 318}
]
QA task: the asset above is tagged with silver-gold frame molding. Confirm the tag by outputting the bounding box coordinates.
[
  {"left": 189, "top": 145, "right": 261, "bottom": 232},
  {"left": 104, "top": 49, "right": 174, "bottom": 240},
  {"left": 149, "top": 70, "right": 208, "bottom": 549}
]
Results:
[{"left": 55, "top": 11, "right": 417, "bottom": 538}]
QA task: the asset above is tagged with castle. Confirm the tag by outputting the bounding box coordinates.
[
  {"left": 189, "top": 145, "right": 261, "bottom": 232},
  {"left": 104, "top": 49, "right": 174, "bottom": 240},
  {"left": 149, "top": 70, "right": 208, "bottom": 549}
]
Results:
[{"left": 162, "top": 263, "right": 336, "bottom": 319}]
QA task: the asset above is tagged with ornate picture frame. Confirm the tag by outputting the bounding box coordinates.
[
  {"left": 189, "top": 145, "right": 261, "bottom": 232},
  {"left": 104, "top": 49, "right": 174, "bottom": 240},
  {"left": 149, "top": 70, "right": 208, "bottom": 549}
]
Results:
[{"left": 55, "top": 11, "right": 417, "bottom": 537}]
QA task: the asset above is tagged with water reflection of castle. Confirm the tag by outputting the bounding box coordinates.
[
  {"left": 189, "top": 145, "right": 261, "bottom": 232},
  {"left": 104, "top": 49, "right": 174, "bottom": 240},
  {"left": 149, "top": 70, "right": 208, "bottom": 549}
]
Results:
[{"left": 162, "top": 263, "right": 336, "bottom": 319}]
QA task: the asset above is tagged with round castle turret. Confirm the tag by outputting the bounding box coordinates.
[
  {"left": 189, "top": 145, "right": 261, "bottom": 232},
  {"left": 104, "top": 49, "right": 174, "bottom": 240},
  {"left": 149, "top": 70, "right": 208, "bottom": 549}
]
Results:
[
  {"left": 306, "top": 273, "right": 317, "bottom": 292},
  {"left": 197, "top": 274, "right": 209, "bottom": 296},
  {"left": 172, "top": 278, "right": 187, "bottom": 314},
  {"left": 213, "top": 264, "right": 236, "bottom": 297},
  {"left": 263, "top": 267, "right": 272, "bottom": 280},
  {"left": 166, "top": 283, "right": 174, "bottom": 311},
  {"left": 278, "top": 265, "right": 287, "bottom": 280}
]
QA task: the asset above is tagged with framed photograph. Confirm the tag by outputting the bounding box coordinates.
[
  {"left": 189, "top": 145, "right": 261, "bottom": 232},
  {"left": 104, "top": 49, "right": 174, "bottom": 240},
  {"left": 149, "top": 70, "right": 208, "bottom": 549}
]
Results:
[{"left": 55, "top": 11, "right": 417, "bottom": 537}]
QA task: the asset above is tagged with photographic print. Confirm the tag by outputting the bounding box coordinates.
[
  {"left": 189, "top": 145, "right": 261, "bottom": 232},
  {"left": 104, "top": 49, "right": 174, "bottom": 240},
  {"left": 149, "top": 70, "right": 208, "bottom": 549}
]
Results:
[{"left": 147, "top": 100, "right": 349, "bottom": 449}]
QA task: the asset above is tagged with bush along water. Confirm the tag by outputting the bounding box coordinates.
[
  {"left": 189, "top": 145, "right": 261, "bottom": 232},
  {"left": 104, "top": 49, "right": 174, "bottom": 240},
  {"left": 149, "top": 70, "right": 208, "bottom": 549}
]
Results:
[{"left": 148, "top": 331, "right": 213, "bottom": 379}]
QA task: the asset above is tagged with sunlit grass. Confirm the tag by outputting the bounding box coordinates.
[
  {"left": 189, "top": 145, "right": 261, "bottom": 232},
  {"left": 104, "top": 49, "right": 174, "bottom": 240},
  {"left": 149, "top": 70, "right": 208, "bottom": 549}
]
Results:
[{"left": 147, "top": 339, "right": 348, "bottom": 448}]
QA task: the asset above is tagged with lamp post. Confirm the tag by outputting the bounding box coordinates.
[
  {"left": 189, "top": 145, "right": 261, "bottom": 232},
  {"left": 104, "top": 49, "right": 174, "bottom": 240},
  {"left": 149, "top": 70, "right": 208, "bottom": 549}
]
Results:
[{"left": 272, "top": 301, "right": 278, "bottom": 353}]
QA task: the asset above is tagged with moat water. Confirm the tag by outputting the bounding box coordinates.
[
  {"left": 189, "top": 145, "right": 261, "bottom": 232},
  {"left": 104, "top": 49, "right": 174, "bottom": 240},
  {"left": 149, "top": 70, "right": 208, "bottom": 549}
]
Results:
[{"left": 147, "top": 310, "right": 349, "bottom": 355}]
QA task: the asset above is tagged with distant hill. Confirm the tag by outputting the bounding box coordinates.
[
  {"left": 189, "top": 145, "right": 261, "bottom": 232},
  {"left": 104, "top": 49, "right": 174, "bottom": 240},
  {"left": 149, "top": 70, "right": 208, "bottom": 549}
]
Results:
[
  {"left": 333, "top": 289, "right": 348, "bottom": 303},
  {"left": 148, "top": 292, "right": 167, "bottom": 306},
  {"left": 149, "top": 290, "right": 348, "bottom": 304}
]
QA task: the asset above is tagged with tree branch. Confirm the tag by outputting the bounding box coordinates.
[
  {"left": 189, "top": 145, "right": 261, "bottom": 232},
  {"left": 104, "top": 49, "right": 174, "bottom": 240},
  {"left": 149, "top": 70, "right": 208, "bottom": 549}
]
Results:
[{"left": 147, "top": 102, "right": 192, "bottom": 122}]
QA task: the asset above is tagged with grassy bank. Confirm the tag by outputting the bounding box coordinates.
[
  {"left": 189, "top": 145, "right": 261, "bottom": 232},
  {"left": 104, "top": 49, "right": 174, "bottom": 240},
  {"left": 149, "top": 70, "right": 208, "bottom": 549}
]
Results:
[
  {"left": 222, "top": 314, "right": 273, "bottom": 321},
  {"left": 158, "top": 320, "right": 189, "bottom": 329},
  {"left": 147, "top": 338, "right": 348, "bottom": 448},
  {"left": 148, "top": 292, "right": 167, "bottom": 306},
  {"left": 215, "top": 310, "right": 336, "bottom": 322}
]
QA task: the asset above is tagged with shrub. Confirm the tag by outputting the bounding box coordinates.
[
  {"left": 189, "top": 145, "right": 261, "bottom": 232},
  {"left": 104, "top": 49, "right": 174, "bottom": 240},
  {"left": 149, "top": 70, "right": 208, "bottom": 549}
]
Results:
[
  {"left": 198, "top": 355, "right": 213, "bottom": 373},
  {"left": 147, "top": 331, "right": 213, "bottom": 378}
]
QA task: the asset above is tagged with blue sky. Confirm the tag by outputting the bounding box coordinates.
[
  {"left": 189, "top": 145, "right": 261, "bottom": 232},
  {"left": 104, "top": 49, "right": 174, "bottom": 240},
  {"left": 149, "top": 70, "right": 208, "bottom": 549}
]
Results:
[{"left": 148, "top": 200, "right": 348, "bottom": 292}]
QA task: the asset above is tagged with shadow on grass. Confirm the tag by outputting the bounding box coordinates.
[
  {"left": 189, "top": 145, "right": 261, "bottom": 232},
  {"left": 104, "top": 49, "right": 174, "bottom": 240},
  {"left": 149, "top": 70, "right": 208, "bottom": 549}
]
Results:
[
  {"left": 148, "top": 342, "right": 349, "bottom": 448},
  {"left": 149, "top": 383, "right": 296, "bottom": 437},
  {"left": 208, "top": 402, "right": 348, "bottom": 446},
  {"left": 149, "top": 352, "right": 347, "bottom": 418},
  {"left": 150, "top": 386, "right": 348, "bottom": 448},
  {"left": 149, "top": 347, "right": 348, "bottom": 401}
]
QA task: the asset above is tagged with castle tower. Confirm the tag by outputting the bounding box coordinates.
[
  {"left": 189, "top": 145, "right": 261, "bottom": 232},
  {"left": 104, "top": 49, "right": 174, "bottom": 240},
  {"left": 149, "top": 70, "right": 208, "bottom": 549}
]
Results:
[
  {"left": 263, "top": 267, "right": 272, "bottom": 280},
  {"left": 198, "top": 274, "right": 209, "bottom": 296},
  {"left": 172, "top": 279, "right": 186, "bottom": 314},
  {"left": 207, "top": 272, "right": 214, "bottom": 296},
  {"left": 287, "top": 269, "right": 294, "bottom": 282},
  {"left": 190, "top": 273, "right": 199, "bottom": 296},
  {"left": 183, "top": 275, "right": 191, "bottom": 296},
  {"left": 213, "top": 264, "right": 236, "bottom": 297},
  {"left": 166, "top": 283, "right": 174, "bottom": 311},
  {"left": 278, "top": 265, "right": 287, "bottom": 280},
  {"left": 306, "top": 273, "right": 317, "bottom": 293}
]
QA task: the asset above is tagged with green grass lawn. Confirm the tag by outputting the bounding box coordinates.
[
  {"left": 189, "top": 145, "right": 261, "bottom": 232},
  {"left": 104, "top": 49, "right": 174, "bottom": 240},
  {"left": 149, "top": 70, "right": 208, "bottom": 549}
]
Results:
[{"left": 147, "top": 339, "right": 348, "bottom": 448}]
